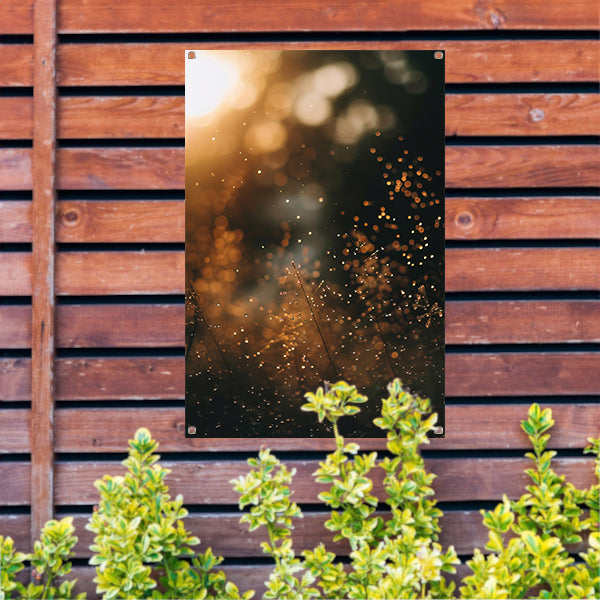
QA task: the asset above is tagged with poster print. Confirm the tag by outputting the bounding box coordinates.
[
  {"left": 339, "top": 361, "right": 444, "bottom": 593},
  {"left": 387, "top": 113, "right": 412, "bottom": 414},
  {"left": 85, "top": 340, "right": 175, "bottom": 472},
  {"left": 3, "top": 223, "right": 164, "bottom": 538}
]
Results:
[{"left": 185, "top": 50, "right": 444, "bottom": 438}]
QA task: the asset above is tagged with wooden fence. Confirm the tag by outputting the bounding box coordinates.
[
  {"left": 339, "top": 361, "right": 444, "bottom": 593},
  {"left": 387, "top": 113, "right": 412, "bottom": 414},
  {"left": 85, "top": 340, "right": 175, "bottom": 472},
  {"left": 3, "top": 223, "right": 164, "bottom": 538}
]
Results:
[{"left": 0, "top": 0, "right": 599, "bottom": 595}]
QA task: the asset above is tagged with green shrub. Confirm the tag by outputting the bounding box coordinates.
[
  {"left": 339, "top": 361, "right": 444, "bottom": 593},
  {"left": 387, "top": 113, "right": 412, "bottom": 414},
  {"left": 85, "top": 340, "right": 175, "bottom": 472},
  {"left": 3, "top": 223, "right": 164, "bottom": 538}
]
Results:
[
  {"left": 86, "top": 427, "right": 252, "bottom": 600},
  {"left": 0, "top": 430, "right": 251, "bottom": 600},
  {"left": 1, "top": 382, "right": 597, "bottom": 599},
  {"left": 0, "top": 517, "right": 83, "bottom": 600},
  {"left": 460, "top": 405, "right": 599, "bottom": 600},
  {"left": 233, "top": 379, "right": 599, "bottom": 599}
]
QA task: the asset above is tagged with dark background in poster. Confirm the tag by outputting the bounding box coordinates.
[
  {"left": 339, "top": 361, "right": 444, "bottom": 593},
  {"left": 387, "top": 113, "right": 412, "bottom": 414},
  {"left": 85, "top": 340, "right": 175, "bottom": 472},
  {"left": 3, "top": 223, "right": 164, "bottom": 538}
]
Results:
[{"left": 186, "top": 50, "right": 444, "bottom": 437}]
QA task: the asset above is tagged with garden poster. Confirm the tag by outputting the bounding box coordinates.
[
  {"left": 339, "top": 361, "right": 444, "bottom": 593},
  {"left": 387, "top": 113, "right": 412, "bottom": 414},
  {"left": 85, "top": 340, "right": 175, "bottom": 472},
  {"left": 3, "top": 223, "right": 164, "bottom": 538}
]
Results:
[{"left": 185, "top": 50, "right": 445, "bottom": 437}]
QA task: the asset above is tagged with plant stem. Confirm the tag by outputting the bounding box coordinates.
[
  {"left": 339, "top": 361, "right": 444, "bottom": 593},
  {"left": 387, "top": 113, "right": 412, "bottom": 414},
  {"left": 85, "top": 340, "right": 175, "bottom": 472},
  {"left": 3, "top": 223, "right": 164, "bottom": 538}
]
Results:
[{"left": 291, "top": 261, "right": 339, "bottom": 380}]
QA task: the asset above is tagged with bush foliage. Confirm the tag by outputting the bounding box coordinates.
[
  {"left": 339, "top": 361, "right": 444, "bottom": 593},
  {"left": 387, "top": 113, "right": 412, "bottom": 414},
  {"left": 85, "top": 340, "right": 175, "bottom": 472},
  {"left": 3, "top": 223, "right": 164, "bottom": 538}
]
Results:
[{"left": 1, "top": 379, "right": 598, "bottom": 599}]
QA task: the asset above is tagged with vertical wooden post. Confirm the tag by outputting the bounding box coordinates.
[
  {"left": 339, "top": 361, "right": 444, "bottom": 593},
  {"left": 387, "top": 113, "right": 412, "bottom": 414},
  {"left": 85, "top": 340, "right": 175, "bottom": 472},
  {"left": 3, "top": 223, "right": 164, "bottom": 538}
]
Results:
[{"left": 31, "top": 0, "right": 57, "bottom": 547}]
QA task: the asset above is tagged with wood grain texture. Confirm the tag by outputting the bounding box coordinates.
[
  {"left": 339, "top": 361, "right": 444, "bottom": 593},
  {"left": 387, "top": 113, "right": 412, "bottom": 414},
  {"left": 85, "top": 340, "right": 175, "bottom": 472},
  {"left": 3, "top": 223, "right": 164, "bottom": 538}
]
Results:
[
  {"left": 0, "top": 98, "right": 33, "bottom": 139},
  {"left": 0, "top": 201, "right": 31, "bottom": 242},
  {"left": 47, "top": 403, "right": 600, "bottom": 452},
  {"left": 49, "top": 456, "right": 598, "bottom": 505},
  {"left": 446, "top": 248, "right": 600, "bottom": 292},
  {"left": 0, "top": 508, "right": 589, "bottom": 557},
  {"left": 56, "top": 251, "right": 184, "bottom": 295},
  {"left": 55, "top": 0, "right": 598, "bottom": 32},
  {"left": 18, "top": 565, "right": 267, "bottom": 598},
  {"left": 6, "top": 147, "right": 599, "bottom": 192},
  {"left": 20, "top": 564, "right": 508, "bottom": 598},
  {"left": 57, "top": 96, "right": 184, "bottom": 139},
  {"left": 0, "top": 304, "right": 183, "bottom": 348},
  {"left": 53, "top": 146, "right": 600, "bottom": 190},
  {"left": 56, "top": 148, "right": 184, "bottom": 190},
  {"left": 3, "top": 93, "right": 584, "bottom": 138},
  {"left": 1, "top": 353, "right": 597, "bottom": 401},
  {"left": 6, "top": 456, "right": 594, "bottom": 507},
  {"left": 446, "top": 300, "right": 600, "bottom": 344},
  {"left": 0, "top": 359, "right": 31, "bottom": 401},
  {"left": 57, "top": 41, "right": 600, "bottom": 86},
  {"left": 0, "top": 462, "right": 30, "bottom": 505},
  {"left": 447, "top": 352, "right": 600, "bottom": 396},
  {"left": 446, "top": 93, "right": 600, "bottom": 137},
  {"left": 5, "top": 198, "right": 597, "bottom": 243},
  {"left": 56, "top": 200, "right": 184, "bottom": 242},
  {"left": 31, "top": 0, "right": 58, "bottom": 543},
  {"left": 55, "top": 304, "right": 183, "bottom": 347},
  {"left": 0, "top": 149, "right": 33, "bottom": 190},
  {"left": 0, "top": 45, "right": 33, "bottom": 86},
  {"left": 0, "top": 253, "right": 32, "bottom": 296},
  {"left": 0, "top": 305, "right": 31, "bottom": 348},
  {"left": 2, "top": 249, "right": 598, "bottom": 296},
  {"left": 7, "top": 455, "right": 578, "bottom": 506},
  {"left": 446, "top": 197, "right": 600, "bottom": 240},
  {"left": 0, "top": 409, "right": 29, "bottom": 453},
  {"left": 0, "top": 0, "right": 33, "bottom": 34},
  {"left": 4, "top": 300, "right": 598, "bottom": 349},
  {"left": 53, "top": 358, "right": 183, "bottom": 400},
  {"left": 446, "top": 145, "right": 599, "bottom": 188},
  {"left": 2, "top": 403, "right": 595, "bottom": 454}
]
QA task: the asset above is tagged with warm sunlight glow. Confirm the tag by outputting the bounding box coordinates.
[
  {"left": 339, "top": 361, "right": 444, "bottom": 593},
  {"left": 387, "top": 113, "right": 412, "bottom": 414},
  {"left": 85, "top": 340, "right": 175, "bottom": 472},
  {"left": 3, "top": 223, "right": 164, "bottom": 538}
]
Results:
[{"left": 186, "top": 52, "right": 239, "bottom": 119}]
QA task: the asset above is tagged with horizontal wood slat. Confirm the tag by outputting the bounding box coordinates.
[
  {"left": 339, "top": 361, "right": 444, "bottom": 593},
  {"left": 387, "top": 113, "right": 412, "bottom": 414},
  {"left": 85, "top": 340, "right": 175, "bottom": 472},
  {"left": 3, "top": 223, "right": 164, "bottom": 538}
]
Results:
[
  {"left": 0, "top": 98, "right": 32, "bottom": 139},
  {"left": 446, "top": 197, "right": 600, "bottom": 240},
  {"left": 0, "top": 410, "right": 30, "bottom": 453},
  {"left": 58, "top": 146, "right": 600, "bottom": 189},
  {"left": 2, "top": 300, "right": 599, "bottom": 349},
  {"left": 55, "top": 304, "right": 182, "bottom": 347},
  {"left": 2, "top": 456, "right": 594, "bottom": 506},
  {"left": 55, "top": 42, "right": 600, "bottom": 86},
  {"left": 446, "top": 248, "right": 599, "bottom": 292},
  {"left": 4, "top": 198, "right": 598, "bottom": 243},
  {"left": 56, "top": 200, "right": 184, "bottom": 242},
  {"left": 58, "top": 0, "right": 600, "bottom": 32},
  {"left": 0, "top": 45, "right": 33, "bottom": 87},
  {"left": 4, "top": 147, "right": 598, "bottom": 191},
  {"left": 447, "top": 352, "right": 600, "bottom": 396},
  {"left": 446, "top": 93, "right": 600, "bottom": 137},
  {"left": 0, "top": 200, "right": 185, "bottom": 243},
  {"left": 0, "top": 149, "right": 32, "bottom": 190},
  {"left": 55, "top": 251, "right": 184, "bottom": 295},
  {"left": 56, "top": 148, "right": 185, "bottom": 190},
  {"left": 0, "top": 201, "right": 32, "bottom": 242},
  {"left": 58, "top": 96, "right": 184, "bottom": 139},
  {"left": 2, "top": 403, "right": 598, "bottom": 454},
  {"left": 5, "top": 94, "right": 598, "bottom": 140},
  {"left": 4, "top": 93, "right": 597, "bottom": 140},
  {"left": 0, "top": 508, "right": 589, "bottom": 558},
  {"left": 55, "top": 403, "right": 600, "bottom": 452},
  {"left": 2, "top": 249, "right": 598, "bottom": 297},
  {"left": 21, "top": 565, "right": 267, "bottom": 598},
  {"left": 2, "top": 0, "right": 598, "bottom": 34},
  {"left": 1, "top": 353, "right": 598, "bottom": 401},
  {"left": 18, "top": 564, "right": 479, "bottom": 598},
  {"left": 0, "top": 0, "right": 33, "bottom": 35},
  {"left": 0, "top": 304, "right": 184, "bottom": 348},
  {"left": 446, "top": 145, "right": 599, "bottom": 188},
  {"left": 446, "top": 300, "right": 600, "bottom": 344}
]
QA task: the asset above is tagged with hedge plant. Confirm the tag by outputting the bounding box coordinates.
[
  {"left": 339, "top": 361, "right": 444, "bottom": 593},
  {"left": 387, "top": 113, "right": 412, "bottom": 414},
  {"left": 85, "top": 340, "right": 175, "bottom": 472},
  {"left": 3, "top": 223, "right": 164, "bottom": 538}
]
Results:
[
  {"left": 232, "top": 380, "right": 599, "bottom": 600},
  {"left": 0, "top": 379, "right": 598, "bottom": 599}
]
